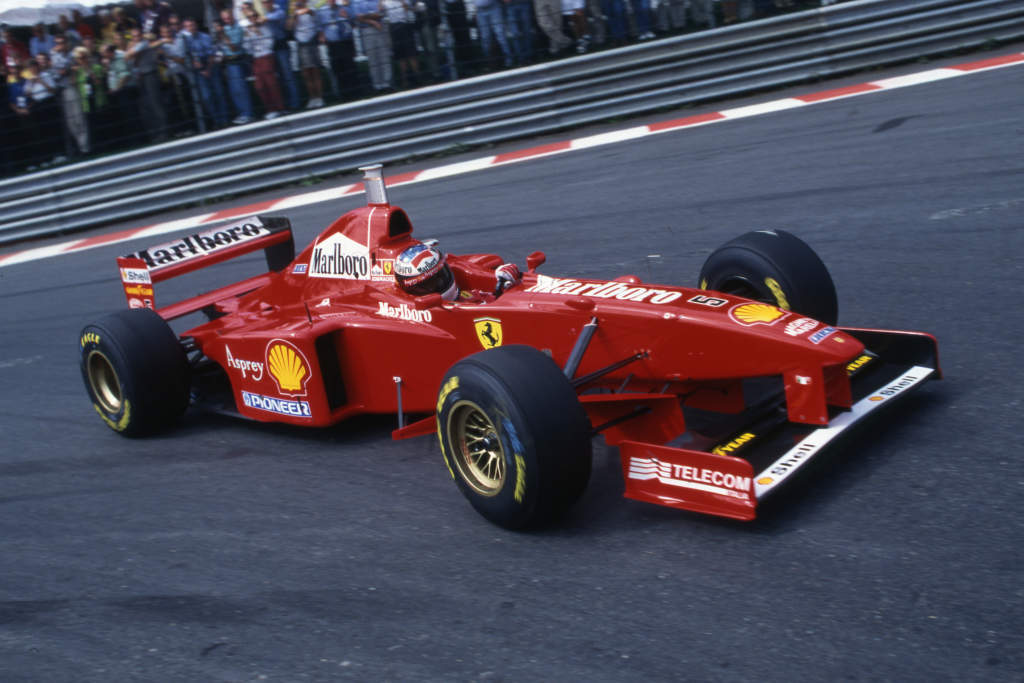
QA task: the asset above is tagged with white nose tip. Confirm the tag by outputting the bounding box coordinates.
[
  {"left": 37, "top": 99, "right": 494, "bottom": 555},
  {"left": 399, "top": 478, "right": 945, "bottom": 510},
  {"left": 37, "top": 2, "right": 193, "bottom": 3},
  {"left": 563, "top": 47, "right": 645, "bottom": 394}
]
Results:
[{"left": 359, "top": 163, "right": 389, "bottom": 205}]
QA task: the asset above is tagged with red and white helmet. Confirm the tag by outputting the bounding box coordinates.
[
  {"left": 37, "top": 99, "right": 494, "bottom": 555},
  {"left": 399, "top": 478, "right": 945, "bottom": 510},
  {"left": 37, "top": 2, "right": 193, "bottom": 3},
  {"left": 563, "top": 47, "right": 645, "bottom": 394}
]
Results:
[{"left": 394, "top": 241, "right": 457, "bottom": 301}]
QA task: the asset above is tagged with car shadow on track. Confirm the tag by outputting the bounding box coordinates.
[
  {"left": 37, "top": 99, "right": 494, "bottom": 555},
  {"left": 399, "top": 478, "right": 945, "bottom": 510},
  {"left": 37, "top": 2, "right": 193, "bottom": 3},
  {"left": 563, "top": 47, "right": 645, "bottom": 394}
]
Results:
[{"left": 153, "top": 389, "right": 947, "bottom": 537}]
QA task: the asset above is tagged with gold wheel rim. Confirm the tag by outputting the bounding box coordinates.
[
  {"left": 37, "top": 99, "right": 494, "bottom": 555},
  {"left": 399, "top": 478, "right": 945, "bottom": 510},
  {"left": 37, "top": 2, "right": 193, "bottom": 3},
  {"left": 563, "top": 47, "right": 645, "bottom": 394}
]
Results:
[
  {"left": 87, "top": 350, "right": 122, "bottom": 414},
  {"left": 447, "top": 400, "right": 505, "bottom": 497}
]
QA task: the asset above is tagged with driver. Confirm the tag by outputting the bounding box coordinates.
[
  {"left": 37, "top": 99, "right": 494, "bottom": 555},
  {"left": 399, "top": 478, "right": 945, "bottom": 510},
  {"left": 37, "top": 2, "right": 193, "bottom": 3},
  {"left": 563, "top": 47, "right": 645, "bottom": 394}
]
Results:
[{"left": 394, "top": 241, "right": 521, "bottom": 303}]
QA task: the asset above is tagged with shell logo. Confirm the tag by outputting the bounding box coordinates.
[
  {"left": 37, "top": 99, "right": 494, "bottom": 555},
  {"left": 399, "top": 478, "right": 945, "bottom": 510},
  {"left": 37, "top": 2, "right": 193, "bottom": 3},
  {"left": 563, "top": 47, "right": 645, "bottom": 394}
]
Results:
[
  {"left": 729, "top": 302, "right": 788, "bottom": 327},
  {"left": 266, "top": 339, "right": 311, "bottom": 396}
]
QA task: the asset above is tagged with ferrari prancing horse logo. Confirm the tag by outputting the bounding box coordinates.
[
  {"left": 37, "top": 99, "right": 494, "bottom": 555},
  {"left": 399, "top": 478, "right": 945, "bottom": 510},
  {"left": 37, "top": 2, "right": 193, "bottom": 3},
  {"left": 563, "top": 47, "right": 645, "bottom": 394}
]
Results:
[{"left": 474, "top": 317, "right": 503, "bottom": 349}]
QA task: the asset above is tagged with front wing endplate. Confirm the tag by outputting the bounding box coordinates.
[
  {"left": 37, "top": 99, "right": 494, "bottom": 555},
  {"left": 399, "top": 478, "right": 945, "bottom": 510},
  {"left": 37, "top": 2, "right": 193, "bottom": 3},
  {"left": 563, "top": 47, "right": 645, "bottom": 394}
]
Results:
[{"left": 619, "top": 365, "right": 936, "bottom": 521}]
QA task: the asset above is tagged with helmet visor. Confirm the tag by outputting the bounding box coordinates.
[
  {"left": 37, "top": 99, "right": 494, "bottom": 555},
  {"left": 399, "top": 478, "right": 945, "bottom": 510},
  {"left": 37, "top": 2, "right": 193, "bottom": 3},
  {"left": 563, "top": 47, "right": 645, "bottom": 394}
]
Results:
[{"left": 404, "top": 264, "right": 454, "bottom": 297}]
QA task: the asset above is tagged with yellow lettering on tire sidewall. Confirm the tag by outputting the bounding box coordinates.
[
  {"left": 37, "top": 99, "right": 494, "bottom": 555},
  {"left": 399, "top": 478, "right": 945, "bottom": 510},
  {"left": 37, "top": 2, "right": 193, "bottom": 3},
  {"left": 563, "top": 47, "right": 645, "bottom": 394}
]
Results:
[
  {"left": 513, "top": 454, "right": 526, "bottom": 503},
  {"left": 95, "top": 399, "right": 131, "bottom": 432},
  {"left": 765, "top": 277, "right": 790, "bottom": 310}
]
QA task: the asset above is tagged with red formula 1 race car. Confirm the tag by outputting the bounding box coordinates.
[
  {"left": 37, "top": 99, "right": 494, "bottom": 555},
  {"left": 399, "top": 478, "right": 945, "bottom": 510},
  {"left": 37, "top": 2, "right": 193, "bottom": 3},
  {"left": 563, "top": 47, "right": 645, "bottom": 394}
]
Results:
[{"left": 79, "top": 165, "right": 940, "bottom": 528}]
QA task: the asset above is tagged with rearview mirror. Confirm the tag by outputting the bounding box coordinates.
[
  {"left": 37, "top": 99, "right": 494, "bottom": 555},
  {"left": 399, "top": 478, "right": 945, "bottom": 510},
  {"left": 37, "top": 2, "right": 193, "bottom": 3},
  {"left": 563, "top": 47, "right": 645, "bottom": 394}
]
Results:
[{"left": 526, "top": 251, "right": 546, "bottom": 272}]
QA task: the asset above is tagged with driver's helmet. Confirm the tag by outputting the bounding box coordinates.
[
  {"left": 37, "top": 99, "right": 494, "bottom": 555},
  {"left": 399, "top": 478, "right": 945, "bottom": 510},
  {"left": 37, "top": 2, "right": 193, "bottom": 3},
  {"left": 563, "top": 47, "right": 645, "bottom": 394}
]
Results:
[{"left": 394, "top": 241, "right": 457, "bottom": 301}]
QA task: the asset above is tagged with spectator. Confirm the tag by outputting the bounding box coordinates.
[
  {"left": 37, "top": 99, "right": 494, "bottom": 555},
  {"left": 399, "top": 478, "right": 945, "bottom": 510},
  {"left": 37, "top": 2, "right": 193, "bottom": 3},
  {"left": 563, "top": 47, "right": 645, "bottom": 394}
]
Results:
[
  {"left": 216, "top": 9, "right": 254, "bottom": 124},
  {"left": 585, "top": 0, "right": 605, "bottom": 47},
  {"left": 318, "top": 0, "right": 360, "bottom": 99},
  {"left": 382, "top": 0, "right": 419, "bottom": 87},
  {"left": 654, "top": 0, "right": 687, "bottom": 33},
  {"left": 71, "top": 9, "right": 96, "bottom": 40},
  {"left": 504, "top": 0, "right": 534, "bottom": 65},
  {"left": 264, "top": 0, "right": 301, "bottom": 111},
  {"left": 29, "top": 23, "right": 55, "bottom": 58},
  {"left": 178, "top": 17, "right": 229, "bottom": 128},
  {"left": 71, "top": 45, "right": 107, "bottom": 150},
  {"left": 627, "top": 0, "right": 654, "bottom": 40},
  {"left": 112, "top": 7, "right": 139, "bottom": 42},
  {"left": 98, "top": 9, "right": 120, "bottom": 46},
  {"left": 51, "top": 34, "right": 90, "bottom": 155},
  {"left": 290, "top": 0, "right": 325, "bottom": 107},
  {"left": 58, "top": 15, "right": 83, "bottom": 47},
  {"left": 8, "top": 57, "right": 40, "bottom": 168},
  {"left": 166, "top": 13, "right": 182, "bottom": 35},
  {"left": 156, "top": 22, "right": 196, "bottom": 134},
  {"left": 474, "top": 0, "right": 513, "bottom": 68},
  {"left": 81, "top": 35, "right": 100, "bottom": 61},
  {"left": 720, "top": 1, "right": 757, "bottom": 23},
  {"left": 241, "top": 8, "right": 285, "bottom": 119},
  {"left": 136, "top": 0, "right": 171, "bottom": 36},
  {"left": 690, "top": 0, "right": 716, "bottom": 29},
  {"left": 3, "top": 26, "right": 29, "bottom": 83},
  {"left": 532, "top": 0, "right": 571, "bottom": 54},
  {"left": 443, "top": 0, "right": 474, "bottom": 72},
  {"left": 101, "top": 42, "right": 142, "bottom": 148},
  {"left": 25, "top": 55, "right": 62, "bottom": 162},
  {"left": 602, "top": 0, "right": 627, "bottom": 45},
  {"left": 125, "top": 26, "right": 168, "bottom": 141},
  {"left": 351, "top": 0, "right": 391, "bottom": 92},
  {"left": 0, "top": 64, "right": 14, "bottom": 175},
  {"left": 560, "top": 0, "right": 589, "bottom": 53},
  {"left": 414, "top": 0, "right": 442, "bottom": 81}
]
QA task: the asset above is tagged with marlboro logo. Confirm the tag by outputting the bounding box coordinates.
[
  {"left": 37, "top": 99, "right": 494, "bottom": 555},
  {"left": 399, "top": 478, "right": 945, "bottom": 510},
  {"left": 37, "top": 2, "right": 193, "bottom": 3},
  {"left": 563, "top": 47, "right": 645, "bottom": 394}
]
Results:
[{"left": 124, "top": 217, "right": 269, "bottom": 269}]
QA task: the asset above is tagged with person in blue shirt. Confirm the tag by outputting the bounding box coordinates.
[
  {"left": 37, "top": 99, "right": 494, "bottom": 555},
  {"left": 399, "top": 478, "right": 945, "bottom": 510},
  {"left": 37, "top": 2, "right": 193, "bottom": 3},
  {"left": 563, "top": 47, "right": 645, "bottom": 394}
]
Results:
[
  {"left": 349, "top": 0, "right": 392, "bottom": 91},
  {"left": 215, "top": 9, "right": 254, "bottom": 124},
  {"left": 29, "top": 23, "right": 55, "bottom": 58},
  {"left": 317, "top": 0, "right": 360, "bottom": 99},
  {"left": 263, "top": 0, "right": 302, "bottom": 110},
  {"left": 177, "top": 17, "right": 229, "bottom": 128}
]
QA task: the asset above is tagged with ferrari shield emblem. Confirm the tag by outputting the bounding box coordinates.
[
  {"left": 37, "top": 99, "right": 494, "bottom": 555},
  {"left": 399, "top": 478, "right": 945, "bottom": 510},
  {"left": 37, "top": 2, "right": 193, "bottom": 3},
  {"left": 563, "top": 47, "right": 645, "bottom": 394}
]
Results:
[{"left": 474, "top": 317, "right": 503, "bottom": 349}]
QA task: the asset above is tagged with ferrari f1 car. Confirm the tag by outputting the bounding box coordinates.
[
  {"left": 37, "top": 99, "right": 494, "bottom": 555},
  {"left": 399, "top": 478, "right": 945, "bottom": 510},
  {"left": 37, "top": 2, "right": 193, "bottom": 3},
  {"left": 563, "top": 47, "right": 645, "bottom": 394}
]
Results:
[{"left": 79, "top": 165, "right": 939, "bottom": 528}]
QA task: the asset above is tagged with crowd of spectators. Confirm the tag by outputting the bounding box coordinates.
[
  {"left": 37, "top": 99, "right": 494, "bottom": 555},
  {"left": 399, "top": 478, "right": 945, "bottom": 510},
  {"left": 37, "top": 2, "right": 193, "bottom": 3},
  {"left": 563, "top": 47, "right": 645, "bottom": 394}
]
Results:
[{"left": 1, "top": 0, "right": 842, "bottom": 177}]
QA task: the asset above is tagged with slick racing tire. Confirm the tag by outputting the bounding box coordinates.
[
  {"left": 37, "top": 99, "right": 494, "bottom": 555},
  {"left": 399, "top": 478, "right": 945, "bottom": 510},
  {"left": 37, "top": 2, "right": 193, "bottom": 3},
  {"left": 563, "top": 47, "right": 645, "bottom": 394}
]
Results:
[
  {"left": 80, "top": 308, "right": 190, "bottom": 437},
  {"left": 436, "top": 345, "right": 592, "bottom": 530},
  {"left": 699, "top": 229, "right": 838, "bottom": 325}
]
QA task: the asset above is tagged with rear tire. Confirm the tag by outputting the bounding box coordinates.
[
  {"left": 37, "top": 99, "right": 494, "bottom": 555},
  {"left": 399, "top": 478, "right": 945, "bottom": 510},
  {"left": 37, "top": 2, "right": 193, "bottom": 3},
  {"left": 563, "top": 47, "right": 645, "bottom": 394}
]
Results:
[
  {"left": 699, "top": 229, "right": 838, "bottom": 325},
  {"left": 79, "top": 308, "right": 190, "bottom": 436},
  {"left": 436, "top": 345, "right": 592, "bottom": 529}
]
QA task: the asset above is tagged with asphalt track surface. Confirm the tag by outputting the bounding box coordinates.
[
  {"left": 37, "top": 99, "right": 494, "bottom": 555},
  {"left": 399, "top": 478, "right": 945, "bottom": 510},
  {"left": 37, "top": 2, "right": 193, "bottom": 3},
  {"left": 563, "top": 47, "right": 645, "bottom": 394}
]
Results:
[{"left": 2, "top": 50, "right": 1023, "bottom": 681}]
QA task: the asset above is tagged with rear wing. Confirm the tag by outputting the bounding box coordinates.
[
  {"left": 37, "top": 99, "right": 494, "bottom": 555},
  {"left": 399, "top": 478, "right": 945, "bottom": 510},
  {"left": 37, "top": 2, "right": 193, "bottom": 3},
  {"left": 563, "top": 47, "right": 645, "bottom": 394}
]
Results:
[{"left": 115, "top": 215, "right": 294, "bottom": 320}]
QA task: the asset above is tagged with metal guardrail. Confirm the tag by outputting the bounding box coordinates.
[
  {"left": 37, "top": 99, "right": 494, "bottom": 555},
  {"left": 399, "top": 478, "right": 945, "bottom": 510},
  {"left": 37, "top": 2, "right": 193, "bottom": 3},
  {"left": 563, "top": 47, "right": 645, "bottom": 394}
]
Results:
[{"left": 1, "top": 0, "right": 1021, "bottom": 244}]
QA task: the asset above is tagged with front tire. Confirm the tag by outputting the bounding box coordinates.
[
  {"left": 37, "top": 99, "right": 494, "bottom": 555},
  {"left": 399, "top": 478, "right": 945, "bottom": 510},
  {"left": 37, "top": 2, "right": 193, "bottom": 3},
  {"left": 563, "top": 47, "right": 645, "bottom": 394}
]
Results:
[
  {"left": 436, "top": 345, "right": 592, "bottom": 529},
  {"left": 699, "top": 229, "right": 838, "bottom": 325},
  {"left": 79, "top": 308, "right": 190, "bottom": 436}
]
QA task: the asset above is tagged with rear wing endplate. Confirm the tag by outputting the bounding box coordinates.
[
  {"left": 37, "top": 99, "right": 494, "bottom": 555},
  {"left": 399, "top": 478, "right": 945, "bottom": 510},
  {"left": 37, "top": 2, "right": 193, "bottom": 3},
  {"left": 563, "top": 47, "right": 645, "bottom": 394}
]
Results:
[{"left": 115, "top": 215, "right": 294, "bottom": 318}]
